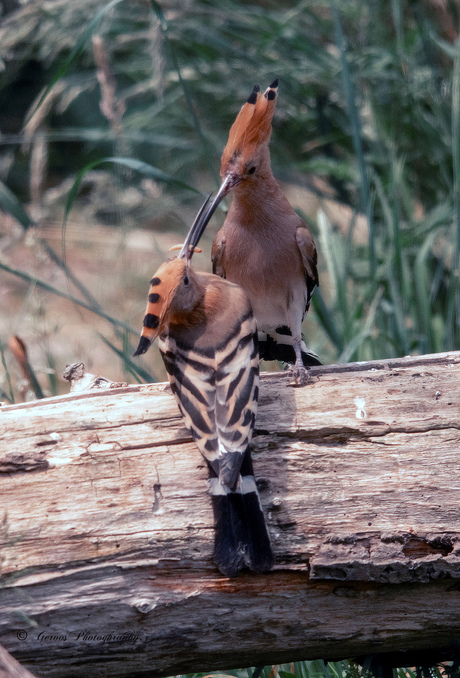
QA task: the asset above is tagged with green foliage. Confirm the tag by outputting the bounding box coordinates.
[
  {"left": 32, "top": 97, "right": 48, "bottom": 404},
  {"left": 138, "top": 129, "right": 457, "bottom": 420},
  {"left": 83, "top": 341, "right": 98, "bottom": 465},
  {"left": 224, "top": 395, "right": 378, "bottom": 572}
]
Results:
[
  {"left": 0, "top": 343, "right": 15, "bottom": 403},
  {"left": 0, "top": 0, "right": 459, "bottom": 395},
  {"left": 173, "top": 659, "right": 458, "bottom": 678},
  {"left": 0, "top": 179, "right": 34, "bottom": 230}
]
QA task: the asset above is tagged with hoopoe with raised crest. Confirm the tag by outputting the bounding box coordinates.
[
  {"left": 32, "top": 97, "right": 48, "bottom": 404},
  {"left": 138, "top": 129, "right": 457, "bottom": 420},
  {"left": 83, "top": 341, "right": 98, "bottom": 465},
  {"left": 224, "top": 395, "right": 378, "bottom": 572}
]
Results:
[
  {"left": 191, "top": 79, "right": 320, "bottom": 385},
  {"left": 134, "top": 198, "right": 274, "bottom": 577}
]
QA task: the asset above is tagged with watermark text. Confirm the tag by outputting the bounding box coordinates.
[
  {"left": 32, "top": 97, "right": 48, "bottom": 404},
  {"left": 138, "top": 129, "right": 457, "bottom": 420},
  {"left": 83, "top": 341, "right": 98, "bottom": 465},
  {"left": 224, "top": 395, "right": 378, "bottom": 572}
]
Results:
[{"left": 16, "top": 629, "right": 141, "bottom": 645}]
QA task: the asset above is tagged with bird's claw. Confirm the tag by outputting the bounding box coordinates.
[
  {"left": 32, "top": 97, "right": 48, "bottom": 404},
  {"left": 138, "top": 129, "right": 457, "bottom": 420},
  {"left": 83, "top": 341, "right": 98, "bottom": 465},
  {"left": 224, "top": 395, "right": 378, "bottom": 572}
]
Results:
[{"left": 287, "top": 364, "right": 311, "bottom": 387}]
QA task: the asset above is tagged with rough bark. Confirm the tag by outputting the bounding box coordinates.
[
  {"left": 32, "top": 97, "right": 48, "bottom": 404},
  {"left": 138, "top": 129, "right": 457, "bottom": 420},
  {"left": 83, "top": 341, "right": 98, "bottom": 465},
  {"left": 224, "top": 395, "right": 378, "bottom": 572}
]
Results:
[{"left": 1, "top": 351, "right": 460, "bottom": 677}]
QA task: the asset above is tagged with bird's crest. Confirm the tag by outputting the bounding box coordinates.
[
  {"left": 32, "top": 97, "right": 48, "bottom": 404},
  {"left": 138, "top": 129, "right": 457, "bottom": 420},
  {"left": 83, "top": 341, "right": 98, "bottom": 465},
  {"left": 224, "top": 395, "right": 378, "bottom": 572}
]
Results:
[
  {"left": 134, "top": 192, "right": 213, "bottom": 357},
  {"left": 134, "top": 258, "right": 188, "bottom": 355},
  {"left": 221, "top": 79, "right": 279, "bottom": 172}
]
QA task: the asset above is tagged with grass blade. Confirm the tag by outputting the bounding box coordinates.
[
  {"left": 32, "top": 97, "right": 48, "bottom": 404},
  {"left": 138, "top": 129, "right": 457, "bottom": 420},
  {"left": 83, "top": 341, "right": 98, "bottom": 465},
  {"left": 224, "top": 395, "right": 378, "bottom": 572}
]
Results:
[
  {"left": 40, "top": 240, "right": 102, "bottom": 310},
  {"left": 316, "top": 209, "right": 341, "bottom": 306},
  {"left": 0, "top": 180, "right": 34, "bottom": 230},
  {"left": 46, "top": 351, "right": 59, "bottom": 397},
  {"left": 97, "top": 333, "right": 157, "bottom": 384},
  {"left": 0, "top": 343, "right": 15, "bottom": 404},
  {"left": 63, "top": 155, "right": 199, "bottom": 233},
  {"left": 24, "top": 358, "right": 45, "bottom": 400},
  {"left": 0, "top": 261, "right": 138, "bottom": 337},
  {"left": 98, "top": 157, "right": 200, "bottom": 192},
  {"left": 316, "top": 208, "right": 351, "bottom": 341},
  {"left": 414, "top": 230, "right": 439, "bottom": 353},
  {"left": 330, "top": 0, "right": 375, "bottom": 284},
  {"left": 338, "top": 286, "right": 384, "bottom": 363},
  {"left": 149, "top": 0, "right": 219, "bottom": 186},
  {"left": 447, "top": 34, "right": 460, "bottom": 349},
  {"left": 25, "top": 0, "right": 125, "bottom": 124},
  {"left": 311, "top": 290, "right": 344, "bottom": 354}
]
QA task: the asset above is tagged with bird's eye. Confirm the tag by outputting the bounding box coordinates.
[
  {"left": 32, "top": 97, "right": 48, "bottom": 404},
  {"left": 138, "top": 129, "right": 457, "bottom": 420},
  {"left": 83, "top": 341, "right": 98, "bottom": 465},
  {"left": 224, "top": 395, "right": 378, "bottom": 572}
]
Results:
[
  {"left": 183, "top": 275, "right": 189, "bottom": 286},
  {"left": 248, "top": 166, "right": 256, "bottom": 175}
]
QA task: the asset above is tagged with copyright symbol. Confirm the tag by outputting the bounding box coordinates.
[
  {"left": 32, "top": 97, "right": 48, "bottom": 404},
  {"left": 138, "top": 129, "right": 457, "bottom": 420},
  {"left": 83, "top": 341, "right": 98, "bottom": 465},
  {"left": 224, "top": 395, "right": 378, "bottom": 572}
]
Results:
[{"left": 17, "top": 630, "right": 27, "bottom": 641}]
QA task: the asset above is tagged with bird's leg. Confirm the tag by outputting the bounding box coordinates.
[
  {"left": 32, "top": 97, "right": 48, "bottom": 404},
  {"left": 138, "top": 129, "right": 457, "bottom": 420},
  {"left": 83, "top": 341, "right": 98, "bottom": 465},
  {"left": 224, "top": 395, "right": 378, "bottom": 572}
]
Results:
[{"left": 290, "top": 337, "right": 310, "bottom": 386}]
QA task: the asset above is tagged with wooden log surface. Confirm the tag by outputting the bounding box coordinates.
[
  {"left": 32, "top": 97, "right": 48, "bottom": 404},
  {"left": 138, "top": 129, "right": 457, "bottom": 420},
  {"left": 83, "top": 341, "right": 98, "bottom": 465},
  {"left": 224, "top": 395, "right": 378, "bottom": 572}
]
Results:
[
  {"left": 1, "top": 351, "right": 460, "bottom": 676},
  {"left": 0, "top": 644, "right": 38, "bottom": 678}
]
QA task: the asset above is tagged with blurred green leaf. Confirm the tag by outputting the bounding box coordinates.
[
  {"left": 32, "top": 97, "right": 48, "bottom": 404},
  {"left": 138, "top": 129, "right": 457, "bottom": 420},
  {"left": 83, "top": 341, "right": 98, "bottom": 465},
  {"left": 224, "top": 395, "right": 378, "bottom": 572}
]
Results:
[
  {"left": 2, "top": 0, "right": 460, "bottom": 403},
  {"left": 0, "top": 180, "right": 34, "bottom": 230},
  {"left": 64, "top": 156, "right": 199, "bottom": 227},
  {"left": 26, "top": 0, "right": 125, "bottom": 124},
  {"left": 0, "top": 343, "right": 15, "bottom": 404},
  {"left": 0, "top": 261, "right": 138, "bottom": 337},
  {"left": 98, "top": 333, "right": 157, "bottom": 384}
]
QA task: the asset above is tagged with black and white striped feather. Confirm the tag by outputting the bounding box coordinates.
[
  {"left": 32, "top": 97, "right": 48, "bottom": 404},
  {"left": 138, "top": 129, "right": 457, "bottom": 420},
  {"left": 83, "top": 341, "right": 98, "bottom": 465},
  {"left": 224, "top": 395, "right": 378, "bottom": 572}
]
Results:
[{"left": 135, "top": 259, "right": 273, "bottom": 576}]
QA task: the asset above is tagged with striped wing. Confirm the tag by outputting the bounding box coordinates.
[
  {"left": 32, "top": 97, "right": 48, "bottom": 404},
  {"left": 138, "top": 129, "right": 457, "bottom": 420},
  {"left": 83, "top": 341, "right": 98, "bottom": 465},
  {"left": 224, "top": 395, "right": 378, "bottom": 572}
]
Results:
[
  {"left": 159, "top": 309, "right": 259, "bottom": 489},
  {"left": 214, "top": 309, "right": 259, "bottom": 488},
  {"left": 159, "top": 337, "right": 216, "bottom": 452},
  {"left": 160, "top": 310, "right": 272, "bottom": 576}
]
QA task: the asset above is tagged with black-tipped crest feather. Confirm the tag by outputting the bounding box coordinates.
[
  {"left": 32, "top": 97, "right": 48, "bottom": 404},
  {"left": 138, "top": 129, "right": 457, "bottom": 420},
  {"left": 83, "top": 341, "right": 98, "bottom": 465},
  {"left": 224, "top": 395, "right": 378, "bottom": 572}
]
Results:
[
  {"left": 247, "top": 84, "right": 260, "bottom": 104},
  {"left": 133, "top": 335, "right": 151, "bottom": 357}
]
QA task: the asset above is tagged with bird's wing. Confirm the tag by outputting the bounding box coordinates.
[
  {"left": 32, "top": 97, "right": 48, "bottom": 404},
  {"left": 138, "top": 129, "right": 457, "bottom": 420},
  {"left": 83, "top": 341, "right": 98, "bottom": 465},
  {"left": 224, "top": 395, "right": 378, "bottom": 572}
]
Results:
[
  {"left": 159, "top": 335, "right": 217, "bottom": 455},
  {"left": 296, "top": 224, "right": 319, "bottom": 315},
  {"left": 160, "top": 300, "right": 270, "bottom": 577},
  {"left": 211, "top": 307, "right": 271, "bottom": 577},
  {"left": 211, "top": 232, "right": 227, "bottom": 278},
  {"left": 159, "top": 306, "right": 258, "bottom": 490},
  {"left": 214, "top": 307, "right": 259, "bottom": 489}
]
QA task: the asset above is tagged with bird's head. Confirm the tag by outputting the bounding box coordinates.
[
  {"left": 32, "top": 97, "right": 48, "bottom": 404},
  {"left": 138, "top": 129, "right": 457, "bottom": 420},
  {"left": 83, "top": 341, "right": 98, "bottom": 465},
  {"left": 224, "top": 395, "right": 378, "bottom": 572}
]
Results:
[
  {"left": 133, "top": 196, "right": 211, "bottom": 356},
  {"left": 191, "top": 80, "right": 279, "bottom": 234},
  {"left": 220, "top": 79, "right": 278, "bottom": 188}
]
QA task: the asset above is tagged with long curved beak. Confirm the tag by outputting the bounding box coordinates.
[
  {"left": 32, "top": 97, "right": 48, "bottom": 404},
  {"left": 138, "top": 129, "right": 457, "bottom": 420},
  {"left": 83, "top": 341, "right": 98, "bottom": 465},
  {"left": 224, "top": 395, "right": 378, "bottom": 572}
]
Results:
[
  {"left": 178, "top": 193, "right": 212, "bottom": 261},
  {"left": 179, "top": 176, "right": 232, "bottom": 261}
]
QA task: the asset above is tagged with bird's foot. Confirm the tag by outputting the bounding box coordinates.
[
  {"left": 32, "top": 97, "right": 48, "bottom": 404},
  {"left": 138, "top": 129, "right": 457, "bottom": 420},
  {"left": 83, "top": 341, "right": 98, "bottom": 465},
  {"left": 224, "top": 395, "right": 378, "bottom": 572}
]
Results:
[
  {"left": 287, "top": 363, "right": 311, "bottom": 387},
  {"left": 287, "top": 339, "right": 313, "bottom": 386}
]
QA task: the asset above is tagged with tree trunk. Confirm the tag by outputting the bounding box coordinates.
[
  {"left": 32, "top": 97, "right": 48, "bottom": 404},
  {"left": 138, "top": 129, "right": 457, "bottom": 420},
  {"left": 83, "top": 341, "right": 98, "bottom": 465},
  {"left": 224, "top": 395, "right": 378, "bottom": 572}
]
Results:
[{"left": 1, "top": 351, "right": 460, "bottom": 677}]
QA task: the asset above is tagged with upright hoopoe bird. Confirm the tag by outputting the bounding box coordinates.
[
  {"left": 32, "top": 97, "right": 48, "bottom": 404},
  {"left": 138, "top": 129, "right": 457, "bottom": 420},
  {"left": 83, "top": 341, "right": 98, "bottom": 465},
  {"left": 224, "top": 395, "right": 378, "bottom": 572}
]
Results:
[
  {"left": 134, "top": 200, "right": 274, "bottom": 577},
  {"left": 191, "top": 80, "right": 320, "bottom": 385}
]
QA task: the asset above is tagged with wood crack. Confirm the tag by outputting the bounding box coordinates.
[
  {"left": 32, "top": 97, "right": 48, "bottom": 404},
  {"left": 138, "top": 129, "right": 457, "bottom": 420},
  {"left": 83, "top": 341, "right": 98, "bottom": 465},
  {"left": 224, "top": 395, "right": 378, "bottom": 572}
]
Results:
[{"left": 280, "top": 422, "right": 460, "bottom": 445}]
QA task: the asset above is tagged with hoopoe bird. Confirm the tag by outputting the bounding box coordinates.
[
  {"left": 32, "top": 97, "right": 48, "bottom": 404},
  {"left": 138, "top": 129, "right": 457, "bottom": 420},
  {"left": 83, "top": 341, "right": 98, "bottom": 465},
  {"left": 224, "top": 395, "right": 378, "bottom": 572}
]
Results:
[
  {"left": 191, "top": 79, "right": 320, "bottom": 385},
  {"left": 134, "top": 199, "right": 274, "bottom": 577}
]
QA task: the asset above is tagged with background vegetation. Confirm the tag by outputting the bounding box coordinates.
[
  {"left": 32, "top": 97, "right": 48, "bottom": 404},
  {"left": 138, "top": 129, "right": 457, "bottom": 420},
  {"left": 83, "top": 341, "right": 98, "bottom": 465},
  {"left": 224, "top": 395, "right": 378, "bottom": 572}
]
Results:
[
  {"left": 1, "top": 0, "right": 459, "bottom": 402},
  {"left": 192, "top": 661, "right": 459, "bottom": 678},
  {"left": 1, "top": 0, "right": 460, "bottom": 674}
]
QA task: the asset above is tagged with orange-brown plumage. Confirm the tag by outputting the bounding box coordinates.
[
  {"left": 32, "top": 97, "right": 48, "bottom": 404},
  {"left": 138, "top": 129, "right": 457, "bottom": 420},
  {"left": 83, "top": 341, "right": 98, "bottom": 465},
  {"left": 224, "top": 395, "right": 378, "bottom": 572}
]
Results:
[
  {"left": 135, "top": 259, "right": 206, "bottom": 350},
  {"left": 221, "top": 82, "right": 277, "bottom": 172},
  {"left": 192, "top": 80, "right": 320, "bottom": 384}
]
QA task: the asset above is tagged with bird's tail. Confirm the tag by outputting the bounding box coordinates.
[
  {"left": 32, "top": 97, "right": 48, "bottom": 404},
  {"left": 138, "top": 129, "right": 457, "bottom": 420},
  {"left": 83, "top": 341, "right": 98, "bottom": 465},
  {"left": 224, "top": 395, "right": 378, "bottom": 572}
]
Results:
[
  {"left": 258, "top": 328, "right": 321, "bottom": 367},
  {"left": 208, "top": 449, "right": 274, "bottom": 577}
]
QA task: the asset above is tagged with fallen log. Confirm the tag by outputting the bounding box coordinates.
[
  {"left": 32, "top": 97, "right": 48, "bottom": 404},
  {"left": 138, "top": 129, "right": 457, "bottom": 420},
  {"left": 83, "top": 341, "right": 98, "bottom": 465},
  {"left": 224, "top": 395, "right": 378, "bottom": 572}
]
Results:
[
  {"left": 1, "top": 351, "right": 460, "bottom": 677},
  {"left": 0, "top": 644, "right": 38, "bottom": 678}
]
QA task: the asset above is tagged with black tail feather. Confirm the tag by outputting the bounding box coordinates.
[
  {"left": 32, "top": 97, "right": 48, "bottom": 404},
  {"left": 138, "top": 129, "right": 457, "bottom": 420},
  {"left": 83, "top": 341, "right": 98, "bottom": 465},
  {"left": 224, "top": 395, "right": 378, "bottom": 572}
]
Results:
[
  {"left": 212, "top": 492, "right": 248, "bottom": 577},
  {"left": 259, "top": 333, "right": 322, "bottom": 367},
  {"left": 210, "top": 446, "right": 273, "bottom": 576},
  {"left": 212, "top": 490, "right": 274, "bottom": 577},
  {"left": 241, "top": 491, "right": 275, "bottom": 573},
  {"left": 301, "top": 350, "right": 322, "bottom": 367}
]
